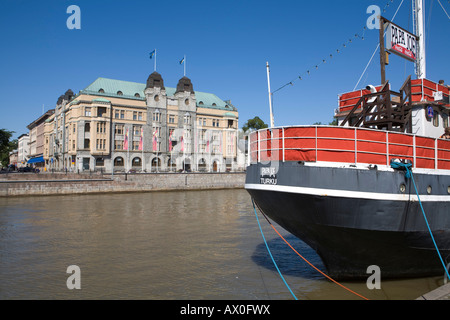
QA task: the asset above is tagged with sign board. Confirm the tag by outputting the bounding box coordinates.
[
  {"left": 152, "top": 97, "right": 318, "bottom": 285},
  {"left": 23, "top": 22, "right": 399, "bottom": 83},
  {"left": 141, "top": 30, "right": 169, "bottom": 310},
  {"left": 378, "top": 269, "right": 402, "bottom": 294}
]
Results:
[
  {"left": 385, "top": 21, "right": 417, "bottom": 62},
  {"left": 433, "top": 91, "right": 443, "bottom": 101}
]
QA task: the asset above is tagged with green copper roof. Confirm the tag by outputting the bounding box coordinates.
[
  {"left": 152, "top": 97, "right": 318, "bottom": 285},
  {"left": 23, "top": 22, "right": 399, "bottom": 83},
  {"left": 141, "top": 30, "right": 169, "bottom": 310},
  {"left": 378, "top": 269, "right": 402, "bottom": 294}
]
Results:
[
  {"left": 223, "top": 112, "right": 237, "bottom": 118},
  {"left": 80, "top": 77, "right": 237, "bottom": 111},
  {"left": 81, "top": 77, "right": 146, "bottom": 101},
  {"left": 92, "top": 97, "right": 111, "bottom": 103}
]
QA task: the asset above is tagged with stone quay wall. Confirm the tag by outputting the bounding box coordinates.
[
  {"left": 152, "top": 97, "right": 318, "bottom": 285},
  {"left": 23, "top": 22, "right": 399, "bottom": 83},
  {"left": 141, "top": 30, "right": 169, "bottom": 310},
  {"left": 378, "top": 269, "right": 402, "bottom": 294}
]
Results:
[{"left": 0, "top": 172, "right": 246, "bottom": 197}]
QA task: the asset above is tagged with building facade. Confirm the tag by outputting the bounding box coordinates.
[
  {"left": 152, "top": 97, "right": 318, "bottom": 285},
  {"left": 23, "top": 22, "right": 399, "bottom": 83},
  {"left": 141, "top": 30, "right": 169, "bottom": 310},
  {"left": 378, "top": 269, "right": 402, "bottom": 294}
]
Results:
[
  {"left": 27, "top": 109, "right": 55, "bottom": 168},
  {"left": 43, "top": 72, "right": 243, "bottom": 173},
  {"left": 17, "top": 133, "right": 30, "bottom": 167}
]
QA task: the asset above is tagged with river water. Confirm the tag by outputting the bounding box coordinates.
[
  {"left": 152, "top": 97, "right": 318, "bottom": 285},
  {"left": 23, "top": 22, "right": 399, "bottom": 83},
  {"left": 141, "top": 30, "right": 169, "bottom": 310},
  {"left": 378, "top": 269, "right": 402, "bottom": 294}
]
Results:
[{"left": 0, "top": 189, "right": 443, "bottom": 300}]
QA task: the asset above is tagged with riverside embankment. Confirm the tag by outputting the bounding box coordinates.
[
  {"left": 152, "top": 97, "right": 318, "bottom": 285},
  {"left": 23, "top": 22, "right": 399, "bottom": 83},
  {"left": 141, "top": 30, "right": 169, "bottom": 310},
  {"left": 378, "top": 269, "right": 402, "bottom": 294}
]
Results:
[{"left": 0, "top": 171, "right": 245, "bottom": 197}]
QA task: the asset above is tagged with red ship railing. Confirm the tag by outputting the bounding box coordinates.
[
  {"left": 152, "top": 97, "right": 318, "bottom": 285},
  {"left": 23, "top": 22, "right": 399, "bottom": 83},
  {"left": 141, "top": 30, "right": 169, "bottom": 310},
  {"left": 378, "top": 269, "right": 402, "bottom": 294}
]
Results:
[
  {"left": 337, "top": 78, "right": 449, "bottom": 114},
  {"left": 249, "top": 126, "right": 450, "bottom": 170}
]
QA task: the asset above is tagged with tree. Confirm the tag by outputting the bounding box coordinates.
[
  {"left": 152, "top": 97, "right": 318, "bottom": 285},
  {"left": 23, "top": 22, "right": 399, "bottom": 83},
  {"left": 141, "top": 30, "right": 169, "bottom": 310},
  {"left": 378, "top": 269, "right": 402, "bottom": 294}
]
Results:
[
  {"left": 313, "top": 118, "right": 338, "bottom": 126},
  {"left": 242, "top": 116, "right": 268, "bottom": 133},
  {"left": 0, "top": 129, "right": 17, "bottom": 167}
]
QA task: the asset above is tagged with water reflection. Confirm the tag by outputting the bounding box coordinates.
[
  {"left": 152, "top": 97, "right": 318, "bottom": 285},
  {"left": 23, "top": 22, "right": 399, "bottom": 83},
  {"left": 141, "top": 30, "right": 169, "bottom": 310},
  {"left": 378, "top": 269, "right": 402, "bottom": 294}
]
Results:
[
  {"left": 251, "top": 234, "right": 326, "bottom": 280},
  {"left": 0, "top": 189, "right": 444, "bottom": 300}
]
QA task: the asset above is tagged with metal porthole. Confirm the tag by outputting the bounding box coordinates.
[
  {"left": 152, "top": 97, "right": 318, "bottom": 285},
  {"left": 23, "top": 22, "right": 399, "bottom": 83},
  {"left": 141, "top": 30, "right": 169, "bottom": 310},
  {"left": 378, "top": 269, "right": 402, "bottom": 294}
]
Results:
[
  {"left": 448, "top": 186, "right": 450, "bottom": 194},
  {"left": 400, "top": 184, "right": 406, "bottom": 193},
  {"left": 427, "top": 186, "right": 432, "bottom": 194}
]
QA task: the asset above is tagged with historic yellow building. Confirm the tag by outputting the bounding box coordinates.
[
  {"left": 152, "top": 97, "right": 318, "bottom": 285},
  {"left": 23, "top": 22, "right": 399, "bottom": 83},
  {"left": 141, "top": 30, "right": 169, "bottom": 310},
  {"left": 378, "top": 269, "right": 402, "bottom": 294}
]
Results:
[{"left": 43, "top": 72, "right": 241, "bottom": 172}]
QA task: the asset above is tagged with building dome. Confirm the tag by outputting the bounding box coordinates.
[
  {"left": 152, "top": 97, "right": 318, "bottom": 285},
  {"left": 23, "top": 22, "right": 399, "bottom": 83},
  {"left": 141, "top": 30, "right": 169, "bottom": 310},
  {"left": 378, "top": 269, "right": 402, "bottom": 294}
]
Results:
[
  {"left": 64, "top": 89, "right": 74, "bottom": 101},
  {"left": 146, "top": 72, "right": 165, "bottom": 90},
  {"left": 175, "top": 76, "right": 194, "bottom": 94},
  {"left": 57, "top": 95, "right": 64, "bottom": 105}
]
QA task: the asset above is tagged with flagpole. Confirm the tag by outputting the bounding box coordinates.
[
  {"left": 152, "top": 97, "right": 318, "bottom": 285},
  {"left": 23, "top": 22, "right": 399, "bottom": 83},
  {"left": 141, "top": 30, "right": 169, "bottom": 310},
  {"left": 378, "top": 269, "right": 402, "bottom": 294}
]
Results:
[
  {"left": 154, "top": 49, "right": 157, "bottom": 72},
  {"left": 266, "top": 61, "right": 274, "bottom": 128},
  {"left": 141, "top": 128, "right": 144, "bottom": 172},
  {"left": 184, "top": 55, "right": 186, "bottom": 76}
]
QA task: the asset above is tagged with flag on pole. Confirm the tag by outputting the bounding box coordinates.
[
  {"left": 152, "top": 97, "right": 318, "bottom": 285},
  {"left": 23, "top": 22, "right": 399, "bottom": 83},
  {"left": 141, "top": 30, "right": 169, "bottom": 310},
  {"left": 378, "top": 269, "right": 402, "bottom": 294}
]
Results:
[
  {"left": 139, "top": 127, "right": 143, "bottom": 151},
  {"left": 169, "top": 131, "right": 173, "bottom": 151},
  {"left": 150, "top": 49, "right": 157, "bottom": 71},
  {"left": 180, "top": 55, "right": 186, "bottom": 76},
  {"left": 124, "top": 128, "right": 129, "bottom": 150},
  {"left": 152, "top": 128, "right": 158, "bottom": 152}
]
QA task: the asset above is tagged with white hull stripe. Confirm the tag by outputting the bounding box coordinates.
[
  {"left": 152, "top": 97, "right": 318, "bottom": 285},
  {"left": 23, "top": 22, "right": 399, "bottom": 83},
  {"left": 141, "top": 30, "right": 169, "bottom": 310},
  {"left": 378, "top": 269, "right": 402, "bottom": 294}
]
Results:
[{"left": 245, "top": 183, "right": 450, "bottom": 202}]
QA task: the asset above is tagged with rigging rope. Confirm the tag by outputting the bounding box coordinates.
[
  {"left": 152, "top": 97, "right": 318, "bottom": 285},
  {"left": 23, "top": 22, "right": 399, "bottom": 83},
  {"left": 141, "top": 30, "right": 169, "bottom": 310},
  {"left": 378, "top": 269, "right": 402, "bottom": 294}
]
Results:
[
  {"left": 272, "top": 0, "right": 401, "bottom": 94},
  {"left": 437, "top": 0, "right": 450, "bottom": 19},
  {"left": 252, "top": 198, "right": 369, "bottom": 300},
  {"left": 353, "top": 0, "right": 405, "bottom": 90},
  {"left": 390, "top": 161, "right": 450, "bottom": 281},
  {"left": 252, "top": 198, "right": 298, "bottom": 300}
]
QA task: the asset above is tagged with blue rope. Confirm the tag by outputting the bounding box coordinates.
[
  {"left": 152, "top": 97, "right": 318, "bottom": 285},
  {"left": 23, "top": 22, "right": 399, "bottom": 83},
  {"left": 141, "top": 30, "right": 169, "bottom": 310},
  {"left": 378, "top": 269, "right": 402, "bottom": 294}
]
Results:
[
  {"left": 391, "top": 161, "right": 450, "bottom": 281},
  {"left": 252, "top": 198, "right": 298, "bottom": 300}
]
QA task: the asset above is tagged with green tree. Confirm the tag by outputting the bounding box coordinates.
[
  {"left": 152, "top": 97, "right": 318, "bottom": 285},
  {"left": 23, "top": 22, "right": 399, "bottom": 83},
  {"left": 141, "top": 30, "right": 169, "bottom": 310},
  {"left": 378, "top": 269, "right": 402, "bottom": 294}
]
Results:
[
  {"left": 313, "top": 118, "right": 338, "bottom": 126},
  {"left": 0, "top": 129, "right": 17, "bottom": 167},
  {"left": 242, "top": 116, "right": 268, "bottom": 133}
]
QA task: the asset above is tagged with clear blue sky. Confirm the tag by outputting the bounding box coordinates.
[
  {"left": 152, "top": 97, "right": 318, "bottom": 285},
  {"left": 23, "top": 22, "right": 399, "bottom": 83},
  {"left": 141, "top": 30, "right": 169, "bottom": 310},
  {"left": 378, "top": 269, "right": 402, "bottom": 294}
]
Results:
[{"left": 1, "top": 0, "right": 449, "bottom": 139}]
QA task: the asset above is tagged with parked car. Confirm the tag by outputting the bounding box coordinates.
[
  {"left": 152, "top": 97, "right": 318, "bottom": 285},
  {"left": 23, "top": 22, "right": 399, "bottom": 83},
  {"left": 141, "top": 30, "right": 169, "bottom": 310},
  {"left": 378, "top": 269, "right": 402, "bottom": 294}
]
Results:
[{"left": 18, "top": 167, "right": 33, "bottom": 172}]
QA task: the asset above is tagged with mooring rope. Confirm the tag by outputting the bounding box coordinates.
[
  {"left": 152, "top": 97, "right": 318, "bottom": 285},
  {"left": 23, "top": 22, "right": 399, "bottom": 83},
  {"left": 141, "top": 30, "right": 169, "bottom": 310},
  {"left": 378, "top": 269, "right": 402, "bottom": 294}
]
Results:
[
  {"left": 252, "top": 198, "right": 369, "bottom": 300},
  {"left": 252, "top": 198, "right": 298, "bottom": 300},
  {"left": 391, "top": 161, "right": 450, "bottom": 281}
]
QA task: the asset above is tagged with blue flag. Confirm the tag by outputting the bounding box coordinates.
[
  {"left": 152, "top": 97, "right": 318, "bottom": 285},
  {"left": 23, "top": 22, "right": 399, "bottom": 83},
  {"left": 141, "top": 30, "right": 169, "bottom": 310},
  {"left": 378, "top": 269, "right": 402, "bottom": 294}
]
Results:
[
  {"left": 179, "top": 57, "right": 185, "bottom": 64},
  {"left": 149, "top": 50, "right": 155, "bottom": 59}
]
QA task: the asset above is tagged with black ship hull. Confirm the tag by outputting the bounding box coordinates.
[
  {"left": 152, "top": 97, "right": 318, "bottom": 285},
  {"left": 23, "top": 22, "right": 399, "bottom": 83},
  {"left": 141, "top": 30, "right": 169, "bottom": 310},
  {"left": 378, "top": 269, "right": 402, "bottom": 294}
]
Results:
[{"left": 245, "top": 161, "right": 450, "bottom": 280}]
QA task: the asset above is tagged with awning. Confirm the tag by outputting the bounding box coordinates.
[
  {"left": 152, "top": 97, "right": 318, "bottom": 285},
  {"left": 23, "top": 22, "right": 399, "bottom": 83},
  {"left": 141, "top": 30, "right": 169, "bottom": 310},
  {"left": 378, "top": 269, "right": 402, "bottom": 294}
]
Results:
[{"left": 27, "top": 156, "right": 44, "bottom": 164}]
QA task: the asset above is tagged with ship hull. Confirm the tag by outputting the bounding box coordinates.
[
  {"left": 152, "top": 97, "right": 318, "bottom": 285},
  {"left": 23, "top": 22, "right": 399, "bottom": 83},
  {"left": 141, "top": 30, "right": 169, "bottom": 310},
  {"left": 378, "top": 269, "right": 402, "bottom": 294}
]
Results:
[{"left": 245, "top": 161, "right": 450, "bottom": 280}]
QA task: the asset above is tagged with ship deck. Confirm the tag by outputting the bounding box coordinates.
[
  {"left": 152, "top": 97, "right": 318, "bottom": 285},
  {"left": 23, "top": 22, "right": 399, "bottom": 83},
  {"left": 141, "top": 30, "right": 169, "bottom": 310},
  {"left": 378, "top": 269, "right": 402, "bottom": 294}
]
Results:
[{"left": 248, "top": 125, "right": 450, "bottom": 171}]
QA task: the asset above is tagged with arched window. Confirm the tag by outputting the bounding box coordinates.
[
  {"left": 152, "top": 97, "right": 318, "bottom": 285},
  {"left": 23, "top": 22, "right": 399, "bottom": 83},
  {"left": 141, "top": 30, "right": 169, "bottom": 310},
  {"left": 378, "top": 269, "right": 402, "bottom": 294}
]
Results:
[
  {"left": 98, "top": 88, "right": 105, "bottom": 93},
  {"left": 212, "top": 160, "right": 219, "bottom": 172},
  {"left": 198, "top": 158, "right": 206, "bottom": 171},
  {"left": 134, "top": 93, "right": 140, "bottom": 98},
  {"left": 114, "top": 157, "right": 124, "bottom": 167},
  {"left": 184, "top": 112, "right": 191, "bottom": 124},
  {"left": 167, "top": 157, "right": 176, "bottom": 169},
  {"left": 117, "top": 91, "right": 123, "bottom": 96},
  {"left": 151, "top": 157, "right": 161, "bottom": 172},
  {"left": 132, "top": 157, "right": 141, "bottom": 167}
]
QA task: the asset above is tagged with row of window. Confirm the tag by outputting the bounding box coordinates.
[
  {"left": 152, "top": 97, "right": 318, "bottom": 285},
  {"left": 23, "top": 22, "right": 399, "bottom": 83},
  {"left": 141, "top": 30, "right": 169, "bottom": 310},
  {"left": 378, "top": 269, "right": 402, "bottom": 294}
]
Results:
[
  {"left": 67, "top": 138, "right": 107, "bottom": 151},
  {"left": 98, "top": 88, "right": 141, "bottom": 98},
  {"left": 114, "top": 140, "right": 142, "bottom": 151},
  {"left": 198, "top": 117, "right": 221, "bottom": 127},
  {"left": 114, "top": 110, "right": 144, "bottom": 121},
  {"left": 98, "top": 88, "right": 230, "bottom": 109},
  {"left": 85, "top": 107, "right": 107, "bottom": 117},
  {"left": 114, "top": 124, "right": 142, "bottom": 136},
  {"left": 83, "top": 106, "right": 234, "bottom": 129}
]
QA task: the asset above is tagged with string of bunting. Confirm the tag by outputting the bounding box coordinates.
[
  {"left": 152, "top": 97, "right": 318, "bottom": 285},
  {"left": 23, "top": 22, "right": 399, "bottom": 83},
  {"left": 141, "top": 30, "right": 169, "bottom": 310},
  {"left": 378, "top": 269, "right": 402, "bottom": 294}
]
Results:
[{"left": 272, "top": 0, "right": 396, "bottom": 94}]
